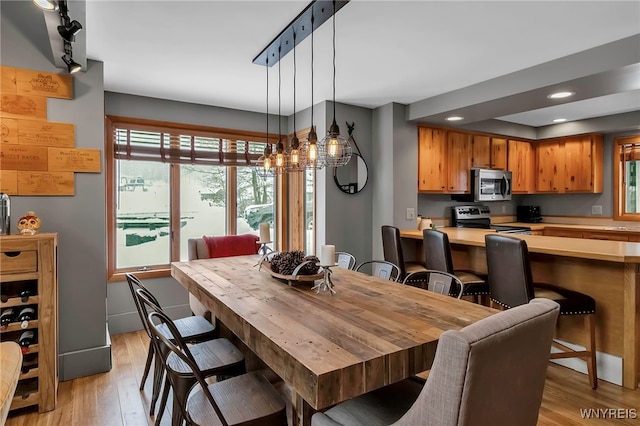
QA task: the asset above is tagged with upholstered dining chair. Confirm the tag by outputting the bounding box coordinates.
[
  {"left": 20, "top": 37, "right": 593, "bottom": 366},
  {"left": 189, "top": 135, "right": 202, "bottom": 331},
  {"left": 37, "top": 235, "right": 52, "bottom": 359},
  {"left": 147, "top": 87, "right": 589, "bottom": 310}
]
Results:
[
  {"left": 311, "top": 299, "right": 560, "bottom": 426},
  {"left": 355, "top": 260, "right": 401, "bottom": 282},
  {"left": 381, "top": 225, "right": 427, "bottom": 283},
  {"left": 422, "top": 229, "right": 490, "bottom": 302},
  {"left": 484, "top": 234, "right": 598, "bottom": 389},
  {"left": 146, "top": 309, "right": 287, "bottom": 426},
  {"left": 136, "top": 288, "right": 246, "bottom": 426},
  {"left": 126, "top": 273, "right": 218, "bottom": 419}
]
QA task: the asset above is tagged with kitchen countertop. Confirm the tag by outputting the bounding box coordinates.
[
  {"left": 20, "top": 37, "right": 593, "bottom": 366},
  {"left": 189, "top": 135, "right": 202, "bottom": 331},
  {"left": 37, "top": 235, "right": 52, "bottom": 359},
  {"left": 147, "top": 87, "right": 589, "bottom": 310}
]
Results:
[
  {"left": 400, "top": 227, "right": 640, "bottom": 263},
  {"left": 498, "top": 222, "right": 640, "bottom": 233}
]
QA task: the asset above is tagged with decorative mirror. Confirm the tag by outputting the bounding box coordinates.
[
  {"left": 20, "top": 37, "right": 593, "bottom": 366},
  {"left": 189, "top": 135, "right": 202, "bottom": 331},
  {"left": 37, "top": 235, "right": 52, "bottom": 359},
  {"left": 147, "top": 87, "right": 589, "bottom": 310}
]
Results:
[{"left": 333, "top": 122, "right": 369, "bottom": 194}]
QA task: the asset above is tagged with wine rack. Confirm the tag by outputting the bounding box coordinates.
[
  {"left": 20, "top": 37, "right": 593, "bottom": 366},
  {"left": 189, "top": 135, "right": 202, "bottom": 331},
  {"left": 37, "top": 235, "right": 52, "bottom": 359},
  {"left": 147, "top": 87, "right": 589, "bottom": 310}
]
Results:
[{"left": 0, "top": 234, "right": 58, "bottom": 413}]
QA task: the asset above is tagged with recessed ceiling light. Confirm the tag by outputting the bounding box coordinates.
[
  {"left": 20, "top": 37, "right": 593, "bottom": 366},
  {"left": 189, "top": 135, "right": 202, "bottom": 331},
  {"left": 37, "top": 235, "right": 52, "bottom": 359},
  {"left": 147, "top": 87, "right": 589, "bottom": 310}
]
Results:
[
  {"left": 446, "top": 116, "right": 464, "bottom": 122},
  {"left": 553, "top": 118, "right": 567, "bottom": 123},
  {"left": 547, "top": 91, "right": 575, "bottom": 99}
]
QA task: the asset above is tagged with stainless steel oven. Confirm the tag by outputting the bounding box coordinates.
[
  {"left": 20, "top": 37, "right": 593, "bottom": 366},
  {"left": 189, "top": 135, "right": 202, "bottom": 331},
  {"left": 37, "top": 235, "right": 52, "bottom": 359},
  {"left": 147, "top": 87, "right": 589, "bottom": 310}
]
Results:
[{"left": 473, "top": 168, "right": 512, "bottom": 202}]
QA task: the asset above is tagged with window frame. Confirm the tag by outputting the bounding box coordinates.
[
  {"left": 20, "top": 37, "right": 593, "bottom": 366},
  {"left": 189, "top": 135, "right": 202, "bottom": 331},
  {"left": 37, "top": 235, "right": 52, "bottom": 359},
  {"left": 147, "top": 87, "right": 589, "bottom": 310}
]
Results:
[
  {"left": 106, "top": 115, "right": 283, "bottom": 282},
  {"left": 614, "top": 134, "right": 640, "bottom": 221}
]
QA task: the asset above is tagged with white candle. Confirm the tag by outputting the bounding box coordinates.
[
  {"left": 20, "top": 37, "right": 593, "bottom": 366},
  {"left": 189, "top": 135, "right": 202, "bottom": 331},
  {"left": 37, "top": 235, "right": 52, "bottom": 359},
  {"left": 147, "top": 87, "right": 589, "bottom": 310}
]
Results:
[
  {"left": 259, "top": 222, "right": 271, "bottom": 243},
  {"left": 320, "top": 244, "right": 335, "bottom": 266}
]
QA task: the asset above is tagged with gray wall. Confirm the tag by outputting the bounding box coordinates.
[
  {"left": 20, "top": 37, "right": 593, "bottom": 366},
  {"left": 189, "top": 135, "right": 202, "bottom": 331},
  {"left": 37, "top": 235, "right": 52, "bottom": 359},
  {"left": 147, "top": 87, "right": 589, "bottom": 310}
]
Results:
[{"left": 1, "top": 1, "right": 110, "bottom": 380}]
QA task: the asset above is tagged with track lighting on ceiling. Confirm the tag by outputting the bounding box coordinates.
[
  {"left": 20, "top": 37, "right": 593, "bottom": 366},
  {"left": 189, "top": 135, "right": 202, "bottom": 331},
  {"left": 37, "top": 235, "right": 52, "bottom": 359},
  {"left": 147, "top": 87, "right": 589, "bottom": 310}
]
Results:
[
  {"left": 58, "top": 19, "right": 82, "bottom": 42},
  {"left": 33, "top": 0, "right": 58, "bottom": 11},
  {"left": 62, "top": 41, "right": 81, "bottom": 74}
]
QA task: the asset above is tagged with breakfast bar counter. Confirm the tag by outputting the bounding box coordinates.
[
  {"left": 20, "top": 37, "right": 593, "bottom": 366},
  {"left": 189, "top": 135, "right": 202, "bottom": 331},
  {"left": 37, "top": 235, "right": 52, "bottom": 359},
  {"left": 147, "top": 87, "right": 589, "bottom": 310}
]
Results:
[{"left": 401, "top": 228, "right": 640, "bottom": 389}]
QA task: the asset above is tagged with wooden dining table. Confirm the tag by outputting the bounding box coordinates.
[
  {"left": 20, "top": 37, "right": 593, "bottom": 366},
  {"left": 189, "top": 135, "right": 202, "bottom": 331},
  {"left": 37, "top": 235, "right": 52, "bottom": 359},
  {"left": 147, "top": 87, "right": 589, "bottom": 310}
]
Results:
[{"left": 171, "top": 255, "right": 497, "bottom": 426}]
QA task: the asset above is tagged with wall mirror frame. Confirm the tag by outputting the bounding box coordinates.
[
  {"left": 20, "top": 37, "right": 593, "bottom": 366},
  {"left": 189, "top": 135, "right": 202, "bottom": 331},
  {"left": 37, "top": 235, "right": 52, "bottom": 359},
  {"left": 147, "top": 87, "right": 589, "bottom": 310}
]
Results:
[{"left": 333, "top": 122, "right": 369, "bottom": 194}]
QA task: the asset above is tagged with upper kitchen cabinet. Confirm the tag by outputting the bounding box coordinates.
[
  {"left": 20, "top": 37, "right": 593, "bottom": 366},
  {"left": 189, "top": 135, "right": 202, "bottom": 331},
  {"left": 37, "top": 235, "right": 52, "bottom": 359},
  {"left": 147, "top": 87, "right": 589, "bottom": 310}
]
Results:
[
  {"left": 447, "top": 131, "right": 471, "bottom": 192},
  {"left": 535, "top": 134, "right": 603, "bottom": 193},
  {"left": 471, "top": 135, "right": 507, "bottom": 170},
  {"left": 508, "top": 139, "right": 534, "bottom": 193},
  {"left": 418, "top": 127, "right": 447, "bottom": 192}
]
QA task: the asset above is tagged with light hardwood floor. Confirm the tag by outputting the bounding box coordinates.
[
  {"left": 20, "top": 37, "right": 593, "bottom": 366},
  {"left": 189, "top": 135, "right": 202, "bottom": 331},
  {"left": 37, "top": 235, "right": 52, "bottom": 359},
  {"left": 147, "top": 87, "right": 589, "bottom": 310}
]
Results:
[{"left": 6, "top": 330, "right": 640, "bottom": 426}]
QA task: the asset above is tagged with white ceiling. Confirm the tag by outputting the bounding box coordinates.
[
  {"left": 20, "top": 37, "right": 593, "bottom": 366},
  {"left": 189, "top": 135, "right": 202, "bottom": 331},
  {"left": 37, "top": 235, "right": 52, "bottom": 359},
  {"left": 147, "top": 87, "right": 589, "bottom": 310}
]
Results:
[{"left": 85, "top": 1, "right": 640, "bottom": 129}]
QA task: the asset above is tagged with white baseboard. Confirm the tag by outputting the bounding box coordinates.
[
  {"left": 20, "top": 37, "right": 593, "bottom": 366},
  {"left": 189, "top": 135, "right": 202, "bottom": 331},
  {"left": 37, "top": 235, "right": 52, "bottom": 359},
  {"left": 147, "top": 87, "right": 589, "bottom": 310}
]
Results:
[{"left": 551, "top": 339, "right": 622, "bottom": 386}]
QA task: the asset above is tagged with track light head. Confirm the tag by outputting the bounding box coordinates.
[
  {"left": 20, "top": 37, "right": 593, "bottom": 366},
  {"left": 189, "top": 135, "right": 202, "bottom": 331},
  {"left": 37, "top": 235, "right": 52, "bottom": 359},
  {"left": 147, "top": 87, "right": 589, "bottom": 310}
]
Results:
[
  {"left": 33, "top": 0, "right": 58, "bottom": 11},
  {"left": 58, "top": 20, "right": 82, "bottom": 42},
  {"left": 62, "top": 54, "right": 81, "bottom": 74}
]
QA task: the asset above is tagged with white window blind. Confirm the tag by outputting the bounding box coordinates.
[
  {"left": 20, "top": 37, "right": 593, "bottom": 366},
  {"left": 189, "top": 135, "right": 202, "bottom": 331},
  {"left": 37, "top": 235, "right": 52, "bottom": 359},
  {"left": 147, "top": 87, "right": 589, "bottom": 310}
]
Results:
[{"left": 112, "top": 121, "right": 270, "bottom": 167}]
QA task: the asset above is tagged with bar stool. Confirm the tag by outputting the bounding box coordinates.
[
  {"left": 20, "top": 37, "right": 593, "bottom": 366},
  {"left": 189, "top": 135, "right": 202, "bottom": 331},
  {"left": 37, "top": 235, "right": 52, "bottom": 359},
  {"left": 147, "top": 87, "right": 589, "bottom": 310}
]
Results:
[
  {"left": 422, "top": 229, "right": 490, "bottom": 301},
  {"left": 381, "top": 225, "right": 427, "bottom": 283},
  {"left": 484, "top": 234, "right": 598, "bottom": 389}
]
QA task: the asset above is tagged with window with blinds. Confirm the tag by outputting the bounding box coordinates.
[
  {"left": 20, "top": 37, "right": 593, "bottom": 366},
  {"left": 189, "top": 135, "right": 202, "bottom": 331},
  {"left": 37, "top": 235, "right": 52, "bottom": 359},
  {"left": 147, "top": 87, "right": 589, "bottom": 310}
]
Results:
[{"left": 106, "top": 116, "right": 277, "bottom": 280}]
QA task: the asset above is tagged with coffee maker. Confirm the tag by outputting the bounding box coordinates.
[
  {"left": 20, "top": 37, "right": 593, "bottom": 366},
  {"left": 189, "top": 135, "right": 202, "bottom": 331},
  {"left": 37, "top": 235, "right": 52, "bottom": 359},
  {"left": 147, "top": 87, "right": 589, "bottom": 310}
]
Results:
[{"left": 516, "top": 205, "right": 542, "bottom": 223}]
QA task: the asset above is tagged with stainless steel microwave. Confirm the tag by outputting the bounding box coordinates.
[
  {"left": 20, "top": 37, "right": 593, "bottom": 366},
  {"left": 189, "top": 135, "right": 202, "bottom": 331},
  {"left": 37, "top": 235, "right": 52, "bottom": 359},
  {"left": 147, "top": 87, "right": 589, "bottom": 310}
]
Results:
[{"left": 451, "top": 168, "right": 512, "bottom": 202}]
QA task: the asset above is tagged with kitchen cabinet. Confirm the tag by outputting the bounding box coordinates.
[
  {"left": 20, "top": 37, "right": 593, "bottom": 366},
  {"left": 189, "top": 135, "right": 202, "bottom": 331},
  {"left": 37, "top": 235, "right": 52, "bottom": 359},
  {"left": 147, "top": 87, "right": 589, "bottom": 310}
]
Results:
[
  {"left": 447, "top": 131, "right": 471, "bottom": 192},
  {"left": 418, "top": 127, "right": 447, "bottom": 192},
  {"left": 0, "top": 234, "right": 58, "bottom": 413},
  {"left": 542, "top": 228, "right": 584, "bottom": 238},
  {"left": 583, "top": 231, "right": 629, "bottom": 241},
  {"left": 535, "top": 134, "right": 603, "bottom": 193},
  {"left": 507, "top": 139, "right": 534, "bottom": 193},
  {"left": 471, "top": 135, "right": 507, "bottom": 170}
]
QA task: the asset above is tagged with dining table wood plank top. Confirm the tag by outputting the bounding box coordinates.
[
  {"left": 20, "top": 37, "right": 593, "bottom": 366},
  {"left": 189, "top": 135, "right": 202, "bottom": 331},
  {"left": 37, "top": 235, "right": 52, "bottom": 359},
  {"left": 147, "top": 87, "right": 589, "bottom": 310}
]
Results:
[{"left": 171, "top": 255, "right": 496, "bottom": 425}]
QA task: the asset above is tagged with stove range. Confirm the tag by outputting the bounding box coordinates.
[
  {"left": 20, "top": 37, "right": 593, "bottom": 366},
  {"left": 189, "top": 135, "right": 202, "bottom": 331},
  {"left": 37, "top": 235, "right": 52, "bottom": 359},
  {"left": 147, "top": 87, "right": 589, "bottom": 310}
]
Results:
[{"left": 451, "top": 205, "right": 532, "bottom": 235}]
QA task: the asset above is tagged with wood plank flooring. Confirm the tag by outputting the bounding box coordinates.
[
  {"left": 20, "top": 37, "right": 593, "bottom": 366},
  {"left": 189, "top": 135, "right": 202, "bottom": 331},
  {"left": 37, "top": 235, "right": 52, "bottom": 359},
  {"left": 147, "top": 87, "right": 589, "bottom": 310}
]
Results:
[{"left": 6, "top": 330, "right": 640, "bottom": 426}]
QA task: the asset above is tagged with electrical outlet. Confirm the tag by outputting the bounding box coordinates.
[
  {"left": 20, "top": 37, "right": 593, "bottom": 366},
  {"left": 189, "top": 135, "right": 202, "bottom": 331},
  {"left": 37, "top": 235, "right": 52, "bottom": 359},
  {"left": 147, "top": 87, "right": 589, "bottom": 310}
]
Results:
[
  {"left": 592, "top": 205, "right": 603, "bottom": 215},
  {"left": 406, "top": 208, "right": 415, "bottom": 220},
  {"left": 501, "top": 205, "right": 506, "bottom": 214}
]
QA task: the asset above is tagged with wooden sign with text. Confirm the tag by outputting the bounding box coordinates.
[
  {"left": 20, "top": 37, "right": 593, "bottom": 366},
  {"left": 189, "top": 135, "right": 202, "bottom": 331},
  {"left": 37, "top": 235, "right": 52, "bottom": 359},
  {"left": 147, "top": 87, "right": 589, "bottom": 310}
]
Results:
[{"left": 0, "top": 66, "right": 100, "bottom": 196}]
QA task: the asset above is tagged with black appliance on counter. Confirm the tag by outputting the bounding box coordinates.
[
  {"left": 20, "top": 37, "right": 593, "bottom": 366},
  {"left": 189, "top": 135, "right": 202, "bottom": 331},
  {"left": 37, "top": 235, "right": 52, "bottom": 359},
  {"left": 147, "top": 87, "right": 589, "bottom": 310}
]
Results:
[
  {"left": 451, "top": 205, "right": 532, "bottom": 234},
  {"left": 517, "top": 205, "right": 542, "bottom": 223}
]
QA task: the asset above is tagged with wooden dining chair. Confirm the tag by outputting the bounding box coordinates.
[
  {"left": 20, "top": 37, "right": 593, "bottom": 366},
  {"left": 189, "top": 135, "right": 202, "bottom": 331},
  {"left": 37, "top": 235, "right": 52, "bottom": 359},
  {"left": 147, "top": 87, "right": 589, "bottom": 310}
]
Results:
[
  {"left": 146, "top": 309, "right": 287, "bottom": 426},
  {"left": 485, "top": 234, "right": 598, "bottom": 389},
  {"left": 311, "top": 299, "right": 560, "bottom": 426},
  {"left": 136, "top": 288, "right": 246, "bottom": 426},
  {"left": 125, "top": 273, "right": 218, "bottom": 419},
  {"left": 355, "top": 260, "right": 401, "bottom": 282}
]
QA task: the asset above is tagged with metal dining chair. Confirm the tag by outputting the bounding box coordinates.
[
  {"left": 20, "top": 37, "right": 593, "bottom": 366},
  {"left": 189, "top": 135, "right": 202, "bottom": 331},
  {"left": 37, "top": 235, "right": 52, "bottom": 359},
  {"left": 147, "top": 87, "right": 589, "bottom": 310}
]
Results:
[
  {"left": 146, "top": 309, "right": 287, "bottom": 426},
  {"left": 125, "top": 273, "right": 218, "bottom": 420},
  {"left": 355, "top": 260, "right": 401, "bottom": 282},
  {"left": 135, "top": 288, "right": 247, "bottom": 426},
  {"left": 402, "top": 269, "right": 465, "bottom": 298},
  {"left": 336, "top": 251, "right": 357, "bottom": 269}
]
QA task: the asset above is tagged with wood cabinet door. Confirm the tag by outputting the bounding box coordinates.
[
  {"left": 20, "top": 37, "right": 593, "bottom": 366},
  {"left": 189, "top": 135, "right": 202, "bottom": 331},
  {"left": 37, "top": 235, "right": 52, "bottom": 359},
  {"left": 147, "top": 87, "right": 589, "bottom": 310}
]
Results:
[
  {"left": 447, "top": 132, "right": 471, "bottom": 192},
  {"left": 471, "top": 135, "right": 490, "bottom": 168},
  {"left": 490, "top": 137, "right": 507, "bottom": 169},
  {"left": 418, "top": 127, "right": 447, "bottom": 192},
  {"left": 542, "top": 228, "right": 584, "bottom": 238},
  {"left": 507, "top": 140, "right": 533, "bottom": 193},
  {"left": 535, "top": 141, "right": 564, "bottom": 192},
  {"left": 563, "top": 136, "right": 593, "bottom": 192}
]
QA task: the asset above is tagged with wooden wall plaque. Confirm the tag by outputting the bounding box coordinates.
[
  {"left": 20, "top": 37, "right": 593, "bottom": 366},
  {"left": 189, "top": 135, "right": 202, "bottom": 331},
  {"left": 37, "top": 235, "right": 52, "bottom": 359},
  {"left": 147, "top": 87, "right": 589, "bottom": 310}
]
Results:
[
  {"left": 0, "top": 170, "right": 18, "bottom": 195},
  {"left": 15, "top": 68, "right": 73, "bottom": 99},
  {"left": 0, "top": 94, "right": 47, "bottom": 121},
  {"left": 48, "top": 148, "right": 101, "bottom": 172},
  {"left": 18, "top": 119, "right": 74, "bottom": 147},
  {"left": 1, "top": 118, "right": 18, "bottom": 144},
  {"left": 17, "top": 171, "right": 74, "bottom": 195},
  {"left": 0, "top": 145, "right": 48, "bottom": 171},
  {"left": 0, "top": 66, "right": 16, "bottom": 94}
]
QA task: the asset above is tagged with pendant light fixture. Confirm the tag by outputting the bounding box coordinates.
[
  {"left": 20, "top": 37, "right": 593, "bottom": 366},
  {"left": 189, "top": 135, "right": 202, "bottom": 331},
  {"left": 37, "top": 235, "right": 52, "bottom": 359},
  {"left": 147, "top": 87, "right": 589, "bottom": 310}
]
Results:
[
  {"left": 255, "top": 57, "right": 274, "bottom": 179},
  {"left": 304, "top": 12, "right": 323, "bottom": 170},
  {"left": 273, "top": 46, "right": 286, "bottom": 174},
  {"left": 287, "top": 31, "right": 307, "bottom": 172},
  {"left": 318, "top": 0, "right": 352, "bottom": 168}
]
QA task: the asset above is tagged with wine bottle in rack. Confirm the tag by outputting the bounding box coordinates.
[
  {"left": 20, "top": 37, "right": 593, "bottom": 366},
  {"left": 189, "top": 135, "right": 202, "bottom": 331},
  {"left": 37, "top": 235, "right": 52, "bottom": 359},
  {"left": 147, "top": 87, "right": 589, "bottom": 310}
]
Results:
[
  {"left": 19, "top": 289, "right": 33, "bottom": 302},
  {"left": 21, "top": 355, "right": 38, "bottom": 374},
  {"left": 0, "top": 308, "right": 16, "bottom": 329},
  {"left": 18, "top": 330, "right": 35, "bottom": 354},
  {"left": 17, "top": 306, "right": 35, "bottom": 329}
]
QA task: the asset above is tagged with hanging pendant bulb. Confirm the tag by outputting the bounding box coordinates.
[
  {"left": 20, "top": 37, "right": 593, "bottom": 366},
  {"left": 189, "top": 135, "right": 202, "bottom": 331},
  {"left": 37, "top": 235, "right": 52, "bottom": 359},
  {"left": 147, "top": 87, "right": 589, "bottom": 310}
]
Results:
[
  {"left": 287, "top": 29, "right": 307, "bottom": 172},
  {"left": 318, "top": 0, "right": 351, "bottom": 168},
  {"left": 255, "top": 57, "right": 274, "bottom": 179},
  {"left": 303, "top": 13, "right": 324, "bottom": 170}
]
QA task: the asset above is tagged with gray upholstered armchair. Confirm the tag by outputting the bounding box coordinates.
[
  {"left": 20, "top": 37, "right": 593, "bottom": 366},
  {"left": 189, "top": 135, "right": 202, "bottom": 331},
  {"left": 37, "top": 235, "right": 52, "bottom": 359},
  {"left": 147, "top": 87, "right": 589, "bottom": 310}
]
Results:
[{"left": 311, "top": 298, "right": 560, "bottom": 426}]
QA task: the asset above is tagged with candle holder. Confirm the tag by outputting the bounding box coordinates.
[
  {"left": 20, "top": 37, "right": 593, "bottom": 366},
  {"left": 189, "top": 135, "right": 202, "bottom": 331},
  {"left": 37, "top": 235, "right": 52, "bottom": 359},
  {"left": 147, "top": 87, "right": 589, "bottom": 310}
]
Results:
[
  {"left": 255, "top": 241, "right": 273, "bottom": 266},
  {"left": 311, "top": 264, "right": 337, "bottom": 295}
]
